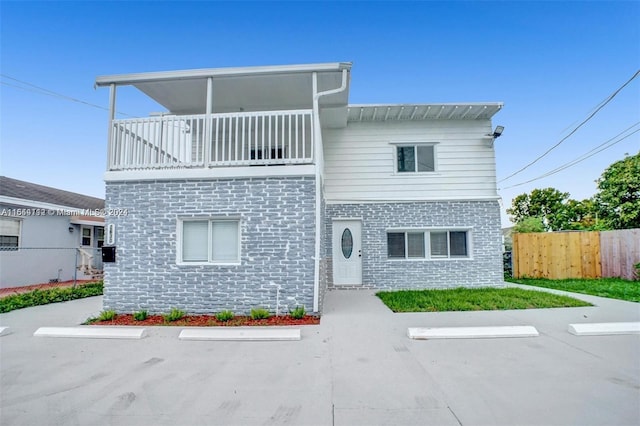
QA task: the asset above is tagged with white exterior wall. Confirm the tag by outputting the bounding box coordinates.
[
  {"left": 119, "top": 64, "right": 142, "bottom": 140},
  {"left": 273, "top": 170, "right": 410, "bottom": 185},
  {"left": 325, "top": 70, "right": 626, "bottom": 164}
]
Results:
[
  {"left": 322, "top": 120, "right": 498, "bottom": 201},
  {"left": 0, "top": 208, "right": 77, "bottom": 288}
]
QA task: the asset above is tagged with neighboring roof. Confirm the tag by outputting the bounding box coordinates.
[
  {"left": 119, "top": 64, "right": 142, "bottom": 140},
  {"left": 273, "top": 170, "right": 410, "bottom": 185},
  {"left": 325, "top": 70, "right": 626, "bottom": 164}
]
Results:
[
  {"left": 347, "top": 103, "right": 503, "bottom": 121},
  {"left": 0, "top": 177, "right": 104, "bottom": 210}
]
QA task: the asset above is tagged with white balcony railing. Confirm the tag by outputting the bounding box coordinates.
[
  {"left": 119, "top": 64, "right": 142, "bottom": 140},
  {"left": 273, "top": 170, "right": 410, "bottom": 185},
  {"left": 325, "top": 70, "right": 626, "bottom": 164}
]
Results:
[{"left": 108, "top": 109, "right": 314, "bottom": 170}]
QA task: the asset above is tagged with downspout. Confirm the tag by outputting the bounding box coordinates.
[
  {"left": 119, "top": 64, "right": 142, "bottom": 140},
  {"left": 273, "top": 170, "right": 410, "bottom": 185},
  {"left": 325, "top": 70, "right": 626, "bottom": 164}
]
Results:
[{"left": 311, "top": 68, "right": 348, "bottom": 312}]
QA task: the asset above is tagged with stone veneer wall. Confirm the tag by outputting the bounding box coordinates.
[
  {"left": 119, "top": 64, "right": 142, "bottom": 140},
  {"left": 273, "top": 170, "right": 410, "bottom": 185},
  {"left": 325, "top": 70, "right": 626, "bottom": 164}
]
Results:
[
  {"left": 324, "top": 201, "right": 504, "bottom": 289},
  {"left": 104, "top": 177, "right": 316, "bottom": 314}
]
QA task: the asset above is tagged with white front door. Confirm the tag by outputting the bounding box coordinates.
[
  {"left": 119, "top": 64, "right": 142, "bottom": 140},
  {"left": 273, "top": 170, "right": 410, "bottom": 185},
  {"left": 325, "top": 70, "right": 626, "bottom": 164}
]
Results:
[{"left": 332, "top": 220, "right": 362, "bottom": 285}]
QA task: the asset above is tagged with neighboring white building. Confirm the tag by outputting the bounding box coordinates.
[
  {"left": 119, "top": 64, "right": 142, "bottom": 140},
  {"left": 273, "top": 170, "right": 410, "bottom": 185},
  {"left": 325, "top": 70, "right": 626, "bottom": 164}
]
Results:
[
  {"left": 0, "top": 177, "right": 105, "bottom": 288},
  {"left": 95, "top": 62, "right": 504, "bottom": 314}
]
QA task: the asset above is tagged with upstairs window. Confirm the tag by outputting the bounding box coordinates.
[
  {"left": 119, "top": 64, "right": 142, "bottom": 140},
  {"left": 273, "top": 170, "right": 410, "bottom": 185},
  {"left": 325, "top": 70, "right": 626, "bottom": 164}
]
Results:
[
  {"left": 396, "top": 145, "right": 435, "bottom": 173},
  {"left": 0, "top": 218, "right": 21, "bottom": 251}
]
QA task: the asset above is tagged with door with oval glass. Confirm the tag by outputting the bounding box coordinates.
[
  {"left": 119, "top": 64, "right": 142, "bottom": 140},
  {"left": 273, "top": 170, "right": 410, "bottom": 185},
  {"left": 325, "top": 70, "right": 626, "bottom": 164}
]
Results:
[{"left": 332, "top": 219, "right": 362, "bottom": 285}]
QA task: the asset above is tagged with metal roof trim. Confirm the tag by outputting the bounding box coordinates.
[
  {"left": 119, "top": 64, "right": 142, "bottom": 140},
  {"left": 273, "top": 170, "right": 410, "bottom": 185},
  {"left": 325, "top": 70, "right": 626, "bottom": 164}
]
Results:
[{"left": 96, "top": 62, "right": 353, "bottom": 87}]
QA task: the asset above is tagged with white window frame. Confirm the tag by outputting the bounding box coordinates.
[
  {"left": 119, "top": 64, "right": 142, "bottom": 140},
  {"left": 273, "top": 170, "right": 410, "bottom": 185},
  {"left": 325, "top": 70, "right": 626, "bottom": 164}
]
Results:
[
  {"left": 391, "top": 142, "right": 438, "bottom": 174},
  {"left": 81, "top": 226, "right": 93, "bottom": 247},
  {"left": 95, "top": 227, "right": 105, "bottom": 248},
  {"left": 177, "top": 217, "right": 241, "bottom": 265},
  {"left": 386, "top": 228, "right": 472, "bottom": 260},
  {"left": 0, "top": 217, "right": 22, "bottom": 251}
]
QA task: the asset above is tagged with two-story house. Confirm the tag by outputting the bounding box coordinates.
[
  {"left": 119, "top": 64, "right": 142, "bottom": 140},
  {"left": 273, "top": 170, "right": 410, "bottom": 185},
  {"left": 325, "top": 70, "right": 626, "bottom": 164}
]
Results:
[{"left": 95, "top": 62, "right": 504, "bottom": 315}]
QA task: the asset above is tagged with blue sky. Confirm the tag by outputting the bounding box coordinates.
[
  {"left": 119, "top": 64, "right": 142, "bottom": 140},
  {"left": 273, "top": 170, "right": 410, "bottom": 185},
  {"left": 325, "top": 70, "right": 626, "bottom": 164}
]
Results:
[{"left": 1, "top": 1, "right": 639, "bottom": 226}]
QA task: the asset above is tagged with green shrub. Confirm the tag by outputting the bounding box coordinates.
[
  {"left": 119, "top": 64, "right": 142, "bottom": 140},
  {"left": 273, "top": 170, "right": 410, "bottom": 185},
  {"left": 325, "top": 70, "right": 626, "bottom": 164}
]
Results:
[
  {"left": 0, "top": 282, "right": 103, "bottom": 314},
  {"left": 250, "top": 308, "right": 271, "bottom": 320},
  {"left": 98, "top": 310, "right": 117, "bottom": 321},
  {"left": 133, "top": 310, "right": 148, "bottom": 321},
  {"left": 216, "top": 310, "right": 234, "bottom": 322},
  {"left": 289, "top": 306, "right": 306, "bottom": 319},
  {"left": 162, "top": 308, "right": 186, "bottom": 322}
]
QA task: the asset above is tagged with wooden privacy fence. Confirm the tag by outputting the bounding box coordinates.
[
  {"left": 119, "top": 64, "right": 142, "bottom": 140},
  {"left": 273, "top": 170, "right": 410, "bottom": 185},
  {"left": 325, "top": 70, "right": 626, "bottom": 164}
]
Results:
[{"left": 513, "top": 228, "right": 640, "bottom": 280}]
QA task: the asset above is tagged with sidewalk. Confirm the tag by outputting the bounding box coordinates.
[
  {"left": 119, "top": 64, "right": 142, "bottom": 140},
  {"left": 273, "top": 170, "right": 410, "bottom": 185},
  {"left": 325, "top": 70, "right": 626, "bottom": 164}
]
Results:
[{"left": 0, "top": 288, "right": 638, "bottom": 425}]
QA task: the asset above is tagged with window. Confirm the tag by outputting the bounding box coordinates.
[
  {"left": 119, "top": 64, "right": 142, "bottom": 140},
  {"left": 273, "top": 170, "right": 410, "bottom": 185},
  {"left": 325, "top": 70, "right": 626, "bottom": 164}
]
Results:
[
  {"left": 0, "top": 218, "right": 20, "bottom": 250},
  {"left": 81, "top": 226, "right": 92, "bottom": 246},
  {"left": 396, "top": 145, "right": 435, "bottom": 173},
  {"left": 96, "top": 227, "right": 105, "bottom": 248},
  {"left": 179, "top": 219, "right": 240, "bottom": 264},
  {"left": 387, "top": 230, "right": 469, "bottom": 259}
]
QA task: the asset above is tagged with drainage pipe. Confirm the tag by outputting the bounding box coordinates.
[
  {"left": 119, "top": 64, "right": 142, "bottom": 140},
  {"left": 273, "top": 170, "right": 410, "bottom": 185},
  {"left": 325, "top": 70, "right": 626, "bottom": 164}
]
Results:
[{"left": 310, "top": 68, "right": 349, "bottom": 312}]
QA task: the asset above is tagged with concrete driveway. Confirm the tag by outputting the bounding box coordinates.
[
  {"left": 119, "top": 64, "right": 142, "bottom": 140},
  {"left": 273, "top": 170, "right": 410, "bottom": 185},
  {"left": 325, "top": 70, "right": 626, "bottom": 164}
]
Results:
[{"left": 1, "top": 287, "right": 639, "bottom": 426}]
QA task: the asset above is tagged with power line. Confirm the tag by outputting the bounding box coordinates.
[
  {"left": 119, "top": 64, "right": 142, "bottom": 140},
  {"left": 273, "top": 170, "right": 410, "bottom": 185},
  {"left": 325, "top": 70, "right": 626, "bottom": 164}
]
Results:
[
  {"left": 499, "top": 124, "right": 640, "bottom": 190},
  {"left": 499, "top": 69, "right": 640, "bottom": 183},
  {"left": 0, "top": 74, "right": 135, "bottom": 118}
]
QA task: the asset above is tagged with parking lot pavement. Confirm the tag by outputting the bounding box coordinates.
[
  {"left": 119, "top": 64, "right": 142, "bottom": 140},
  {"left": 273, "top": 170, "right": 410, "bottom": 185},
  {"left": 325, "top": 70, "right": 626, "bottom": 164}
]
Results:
[{"left": 1, "top": 289, "right": 639, "bottom": 426}]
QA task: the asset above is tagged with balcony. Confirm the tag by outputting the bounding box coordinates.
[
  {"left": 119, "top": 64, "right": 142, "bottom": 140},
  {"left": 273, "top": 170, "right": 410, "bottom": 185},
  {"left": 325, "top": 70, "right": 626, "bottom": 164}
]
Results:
[{"left": 108, "top": 109, "right": 314, "bottom": 171}]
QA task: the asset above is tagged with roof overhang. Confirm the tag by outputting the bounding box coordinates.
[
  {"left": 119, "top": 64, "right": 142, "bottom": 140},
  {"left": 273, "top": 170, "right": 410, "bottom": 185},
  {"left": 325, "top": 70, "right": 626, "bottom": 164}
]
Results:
[
  {"left": 347, "top": 103, "right": 503, "bottom": 122},
  {"left": 96, "top": 62, "right": 352, "bottom": 115}
]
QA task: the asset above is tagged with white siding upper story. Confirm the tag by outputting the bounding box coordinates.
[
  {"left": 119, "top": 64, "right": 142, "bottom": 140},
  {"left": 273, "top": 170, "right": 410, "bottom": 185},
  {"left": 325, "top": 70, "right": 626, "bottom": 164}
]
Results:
[{"left": 322, "top": 119, "right": 498, "bottom": 202}]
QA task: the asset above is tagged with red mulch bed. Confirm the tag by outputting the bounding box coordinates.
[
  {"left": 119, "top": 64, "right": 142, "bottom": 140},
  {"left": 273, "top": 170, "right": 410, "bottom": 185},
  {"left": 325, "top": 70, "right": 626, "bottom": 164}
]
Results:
[{"left": 91, "top": 314, "right": 320, "bottom": 327}]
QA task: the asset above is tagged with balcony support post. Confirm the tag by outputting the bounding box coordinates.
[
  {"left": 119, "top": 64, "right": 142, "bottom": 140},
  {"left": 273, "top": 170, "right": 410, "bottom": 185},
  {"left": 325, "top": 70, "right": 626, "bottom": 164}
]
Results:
[
  {"left": 107, "top": 83, "right": 117, "bottom": 170},
  {"left": 311, "top": 72, "right": 322, "bottom": 313},
  {"left": 204, "top": 77, "right": 213, "bottom": 166}
]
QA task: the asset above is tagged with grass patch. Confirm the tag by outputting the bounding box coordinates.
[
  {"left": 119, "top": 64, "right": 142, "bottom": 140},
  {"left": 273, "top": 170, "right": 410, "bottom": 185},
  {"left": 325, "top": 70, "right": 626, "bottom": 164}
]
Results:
[
  {"left": 0, "top": 282, "right": 103, "bottom": 314},
  {"left": 508, "top": 278, "right": 640, "bottom": 302},
  {"left": 376, "top": 287, "right": 591, "bottom": 312}
]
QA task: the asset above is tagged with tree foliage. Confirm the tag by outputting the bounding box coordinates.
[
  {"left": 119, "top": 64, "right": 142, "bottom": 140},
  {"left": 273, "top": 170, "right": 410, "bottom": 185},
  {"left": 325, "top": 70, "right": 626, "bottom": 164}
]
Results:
[
  {"left": 507, "top": 188, "right": 570, "bottom": 231},
  {"left": 507, "top": 152, "right": 640, "bottom": 231},
  {"left": 593, "top": 152, "right": 640, "bottom": 230},
  {"left": 513, "top": 217, "right": 546, "bottom": 233}
]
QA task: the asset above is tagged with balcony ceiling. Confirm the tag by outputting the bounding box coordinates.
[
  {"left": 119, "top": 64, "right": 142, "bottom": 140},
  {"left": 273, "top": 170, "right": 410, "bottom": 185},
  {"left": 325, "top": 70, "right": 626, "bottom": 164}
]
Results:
[{"left": 96, "top": 63, "right": 351, "bottom": 115}]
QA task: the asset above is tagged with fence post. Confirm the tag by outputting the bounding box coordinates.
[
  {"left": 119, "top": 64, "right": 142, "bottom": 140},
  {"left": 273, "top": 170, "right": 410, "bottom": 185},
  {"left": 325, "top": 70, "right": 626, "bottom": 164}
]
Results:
[{"left": 73, "top": 248, "right": 78, "bottom": 288}]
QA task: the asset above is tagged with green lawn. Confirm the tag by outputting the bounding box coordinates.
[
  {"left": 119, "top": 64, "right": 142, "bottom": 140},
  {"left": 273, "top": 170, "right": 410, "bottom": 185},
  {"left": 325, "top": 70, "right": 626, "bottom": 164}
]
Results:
[
  {"left": 0, "top": 282, "right": 103, "bottom": 313},
  {"left": 508, "top": 277, "right": 640, "bottom": 303},
  {"left": 376, "top": 287, "right": 591, "bottom": 312}
]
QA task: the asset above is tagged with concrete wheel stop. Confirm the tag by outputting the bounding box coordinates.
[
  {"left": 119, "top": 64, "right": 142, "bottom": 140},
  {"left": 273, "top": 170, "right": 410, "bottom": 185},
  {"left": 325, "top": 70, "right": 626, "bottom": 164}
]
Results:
[
  {"left": 33, "top": 327, "right": 147, "bottom": 339},
  {"left": 568, "top": 322, "right": 640, "bottom": 336},
  {"left": 408, "top": 325, "right": 539, "bottom": 339},
  {"left": 178, "top": 327, "right": 301, "bottom": 341}
]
